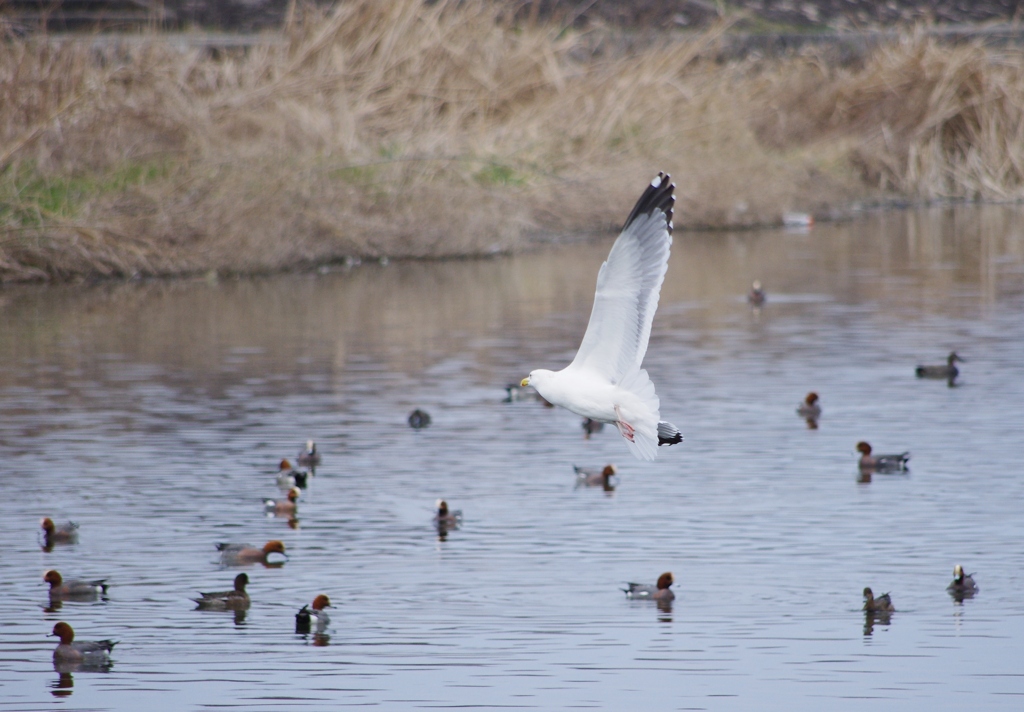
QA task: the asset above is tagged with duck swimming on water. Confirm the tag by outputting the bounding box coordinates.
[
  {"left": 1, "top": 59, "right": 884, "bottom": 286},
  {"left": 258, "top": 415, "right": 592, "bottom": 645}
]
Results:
[
  {"left": 193, "top": 573, "right": 251, "bottom": 610},
  {"left": 796, "top": 392, "right": 821, "bottom": 420},
  {"left": 295, "top": 594, "right": 332, "bottom": 634},
  {"left": 916, "top": 352, "right": 963, "bottom": 383},
  {"left": 574, "top": 464, "right": 617, "bottom": 488},
  {"left": 947, "top": 564, "right": 978, "bottom": 599},
  {"left": 862, "top": 587, "right": 895, "bottom": 612},
  {"left": 44, "top": 570, "right": 108, "bottom": 601},
  {"left": 623, "top": 572, "right": 675, "bottom": 602},
  {"left": 857, "top": 442, "right": 909, "bottom": 472},
  {"left": 216, "top": 540, "right": 287, "bottom": 566},
  {"left": 297, "top": 440, "right": 321, "bottom": 468},
  {"left": 50, "top": 622, "right": 116, "bottom": 666}
]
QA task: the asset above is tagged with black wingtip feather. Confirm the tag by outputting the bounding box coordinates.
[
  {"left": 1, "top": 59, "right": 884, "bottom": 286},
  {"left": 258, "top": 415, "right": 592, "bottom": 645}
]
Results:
[
  {"left": 657, "top": 421, "right": 683, "bottom": 446},
  {"left": 622, "top": 172, "right": 675, "bottom": 235}
]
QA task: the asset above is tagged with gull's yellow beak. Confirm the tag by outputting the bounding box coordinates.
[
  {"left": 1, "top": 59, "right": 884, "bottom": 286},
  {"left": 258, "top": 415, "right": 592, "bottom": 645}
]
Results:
[{"left": 520, "top": 377, "right": 530, "bottom": 387}]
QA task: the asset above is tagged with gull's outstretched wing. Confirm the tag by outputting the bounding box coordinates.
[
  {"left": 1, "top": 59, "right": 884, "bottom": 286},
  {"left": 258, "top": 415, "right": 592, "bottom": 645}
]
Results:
[{"left": 569, "top": 173, "right": 674, "bottom": 383}]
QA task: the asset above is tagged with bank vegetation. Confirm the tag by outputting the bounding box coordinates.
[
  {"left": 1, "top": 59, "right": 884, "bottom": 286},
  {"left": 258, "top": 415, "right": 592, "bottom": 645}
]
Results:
[{"left": 3, "top": 0, "right": 1024, "bottom": 281}]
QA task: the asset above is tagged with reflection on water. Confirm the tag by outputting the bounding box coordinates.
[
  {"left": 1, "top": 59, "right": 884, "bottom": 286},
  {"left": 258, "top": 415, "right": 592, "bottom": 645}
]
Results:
[
  {"left": 2, "top": 205, "right": 1024, "bottom": 710},
  {"left": 864, "top": 610, "right": 893, "bottom": 637}
]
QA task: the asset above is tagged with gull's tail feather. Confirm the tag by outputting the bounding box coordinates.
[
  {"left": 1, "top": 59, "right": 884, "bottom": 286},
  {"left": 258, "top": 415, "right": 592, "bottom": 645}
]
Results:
[
  {"left": 617, "top": 368, "right": 660, "bottom": 461},
  {"left": 657, "top": 421, "right": 683, "bottom": 446},
  {"left": 625, "top": 429, "right": 658, "bottom": 461}
]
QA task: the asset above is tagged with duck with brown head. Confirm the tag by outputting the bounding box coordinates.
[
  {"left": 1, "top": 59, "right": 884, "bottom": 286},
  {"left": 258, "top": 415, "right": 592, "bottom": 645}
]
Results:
[
  {"left": 295, "top": 594, "right": 332, "bottom": 634},
  {"left": 216, "top": 540, "right": 287, "bottom": 566},
  {"left": 50, "top": 622, "right": 116, "bottom": 666},
  {"left": 44, "top": 570, "right": 108, "bottom": 601},
  {"left": 857, "top": 442, "right": 910, "bottom": 472},
  {"left": 574, "top": 464, "right": 617, "bottom": 488},
  {"left": 264, "top": 487, "right": 300, "bottom": 516},
  {"left": 796, "top": 392, "right": 821, "bottom": 419},
  {"left": 276, "top": 459, "right": 308, "bottom": 489},
  {"left": 40, "top": 518, "right": 78, "bottom": 549},
  {"left": 623, "top": 572, "right": 675, "bottom": 602}
]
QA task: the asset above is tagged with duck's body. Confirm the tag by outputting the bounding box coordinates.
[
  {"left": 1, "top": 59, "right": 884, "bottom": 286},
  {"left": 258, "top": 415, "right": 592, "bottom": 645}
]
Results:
[
  {"left": 574, "top": 464, "right": 617, "bottom": 488},
  {"left": 193, "top": 573, "right": 250, "bottom": 610},
  {"left": 796, "top": 392, "right": 821, "bottom": 419},
  {"left": 297, "top": 440, "right": 321, "bottom": 468},
  {"left": 433, "top": 499, "right": 462, "bottom": 528},
  {"left": 581, "top": 418, "right": 604, "bottom": 439},
  {"left": 264, "top": 487, "right": 300, "bottom": 516},
  {"left": 857, "top": 442, "right": 910, "bottom": 472},
  {"left": 44, "top": 570, "right": 108, "bottom": 601},
  {"left": 40, "top": 518, "right": 78, "bottom": 547},
  {"left": 916, "top": 352, "right": 962, "bottom": 381},
  {"left": 216, "top": 540, "right": 286, "bottom": 566},
  {"left": 747, "top": 281, "right": 766, "bottom": 306},
  {"left": 408, "top": 409, "right": 432, "bottom": 429},
  {"left": 50, "top": 622, "right": 116, "bottom": 665},
  {"left": 947, "top": 564, "right": 978, "bottom": 596},
  {"left": 623, "top": 572, "right": 675, "bottom": 602},
  {"left": 276, "top": 459, "right": 308, "bottom": 489},
  {"left": 863, "top": 587, "right": 895, "bottom": 612},
  {"left": 295, "top": 594, "right": 332, "bottom": 634}
]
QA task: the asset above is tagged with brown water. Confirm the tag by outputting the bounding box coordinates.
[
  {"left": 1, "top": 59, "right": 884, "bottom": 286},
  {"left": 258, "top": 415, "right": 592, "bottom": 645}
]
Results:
[{"left": 1, "top": 205, "right": 1024, "bottom": 710}]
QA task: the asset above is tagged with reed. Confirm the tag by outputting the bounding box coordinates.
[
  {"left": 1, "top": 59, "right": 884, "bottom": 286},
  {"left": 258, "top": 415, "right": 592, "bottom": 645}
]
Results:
[{"left": 2, "top": 2, "right": 1024, "bottom": 281}]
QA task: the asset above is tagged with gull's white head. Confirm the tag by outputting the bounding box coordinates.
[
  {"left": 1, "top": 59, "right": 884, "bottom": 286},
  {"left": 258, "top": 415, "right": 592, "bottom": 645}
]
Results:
[{"left": 521, "top": 369, "right": 555, "bottom": 391}]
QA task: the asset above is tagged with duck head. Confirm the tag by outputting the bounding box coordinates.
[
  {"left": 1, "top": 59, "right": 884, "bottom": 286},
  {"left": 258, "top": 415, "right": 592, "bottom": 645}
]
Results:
[
  {"left": 856, "top": 442, "right": 872, "bottom": 456},
  {"left": 657, "top": 572, "right": 674, "bottom": 590},
  {"left": 43, "top": 570, "right": 63, "bottom": 588},
  {"left": 312, "top": 594, "right": 331, "bottom": 611},
  {"left": 50, "top": 622, "right": 75, "bottom": 644},
  {"left": 263, "top": 540, "right": 286, "bottom": 556},
  {"left": 234, "top": 573, "right": 249, "bottom": 592}
]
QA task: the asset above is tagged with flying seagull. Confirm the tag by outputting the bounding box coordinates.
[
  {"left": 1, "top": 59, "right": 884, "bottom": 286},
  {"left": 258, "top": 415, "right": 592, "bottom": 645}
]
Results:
[{"left": 521, "top": 172, "right": 683, "bottom": 460}]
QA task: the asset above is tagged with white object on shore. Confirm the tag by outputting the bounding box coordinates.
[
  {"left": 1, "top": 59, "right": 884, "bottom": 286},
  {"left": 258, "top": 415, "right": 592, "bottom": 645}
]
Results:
[{"left": 782, "top": 211, "right": 814, "bottom": 228}]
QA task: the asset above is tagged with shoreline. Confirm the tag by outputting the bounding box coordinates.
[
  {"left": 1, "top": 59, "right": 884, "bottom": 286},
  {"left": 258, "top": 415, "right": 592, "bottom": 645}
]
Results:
[{"left": 4, "top": 1, "right": 1024, "bottom": 284}]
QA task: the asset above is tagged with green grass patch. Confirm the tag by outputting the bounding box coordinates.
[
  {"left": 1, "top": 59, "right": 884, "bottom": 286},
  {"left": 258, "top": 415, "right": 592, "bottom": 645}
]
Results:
[
  {"left": 0, "top": 160, "right": 173, "bottom": 227},
  {"left": 328, "top": 164, "right": 380, "bottom": 185},
  {"left": 473, "top": 162, "right": 526, "bottom": 186}
]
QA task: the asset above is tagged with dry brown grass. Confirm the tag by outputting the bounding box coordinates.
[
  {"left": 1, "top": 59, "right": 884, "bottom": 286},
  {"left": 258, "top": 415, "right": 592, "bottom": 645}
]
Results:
[
  {"left": 3, "top": 2, "right": 1024, "bottom": 281},
  {"left": 750, "top": 30, "right": 1024, "bottom": 200}
]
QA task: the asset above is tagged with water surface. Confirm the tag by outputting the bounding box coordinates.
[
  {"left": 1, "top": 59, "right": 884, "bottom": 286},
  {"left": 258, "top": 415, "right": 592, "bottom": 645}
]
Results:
[{"left": 1, "top": 205, "right": 1024, "bottom": 710}]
